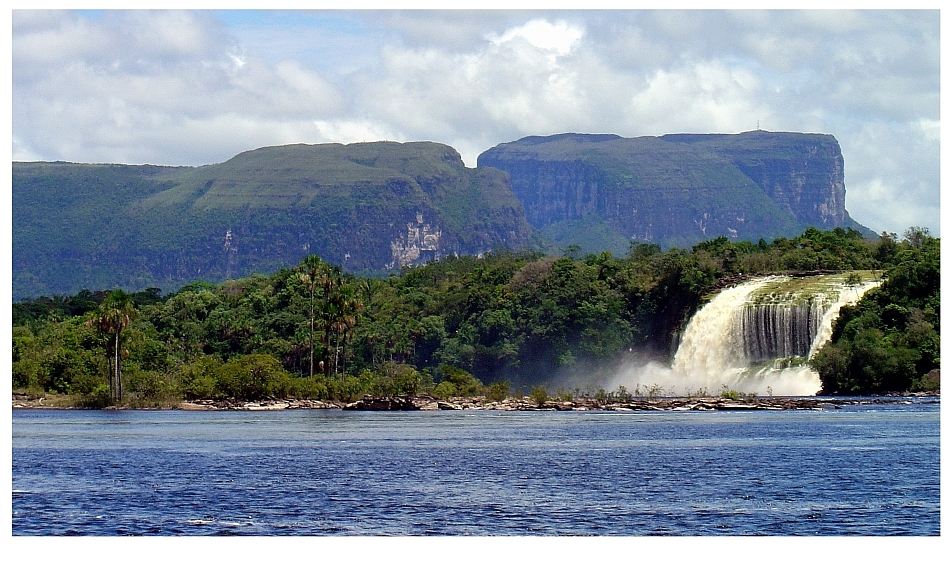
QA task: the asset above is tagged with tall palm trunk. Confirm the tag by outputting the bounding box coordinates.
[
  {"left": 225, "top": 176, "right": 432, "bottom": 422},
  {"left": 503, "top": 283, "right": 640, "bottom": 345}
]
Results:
[
  {"left": 114, "top": 332, "right": 121, "bottom": 403},
  {"left": 334, "top": 332, "right": 341, "bottom": 378},
  {"left": 341, "top": 333, "right": 349, "bottom": 378},
  {"left": 108, "top": 354, "right": 116, "bottom": 402},
  {"left": 308, "top": 285, "right": 315, "bottom": 380}
]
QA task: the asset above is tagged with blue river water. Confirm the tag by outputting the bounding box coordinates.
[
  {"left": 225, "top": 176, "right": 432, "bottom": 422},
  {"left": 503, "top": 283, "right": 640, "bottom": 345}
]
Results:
[{"left": 12, "top": 399, "right": 940, "bottom": 536}]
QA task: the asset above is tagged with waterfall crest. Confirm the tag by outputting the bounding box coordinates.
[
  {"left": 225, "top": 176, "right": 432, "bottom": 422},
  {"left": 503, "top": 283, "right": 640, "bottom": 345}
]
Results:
[{"left": 662, "top": 274, "right": 882, "bottom": 396}]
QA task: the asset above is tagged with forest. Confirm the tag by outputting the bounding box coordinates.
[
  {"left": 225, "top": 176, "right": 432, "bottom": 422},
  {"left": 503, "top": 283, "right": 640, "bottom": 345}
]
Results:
[{"left": 11, "top": 227, "right": 940, "bottom": 407}]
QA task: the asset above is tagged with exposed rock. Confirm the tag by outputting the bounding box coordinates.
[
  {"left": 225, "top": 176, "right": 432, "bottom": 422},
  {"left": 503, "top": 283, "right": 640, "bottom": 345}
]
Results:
[
  {"left": 714, "top": 402, "right": 762, "bottom": 411},
  {"left": 342, "top": 396, "right": 420, "bottom": 411},
  {"left": 18, "top": 394, "right": 934, "bottom": 412},
  {"left": 478, "top": 131, "right": 872, "bottom": 252},
  {"left": 387, "top": 212, "right": 444, "bottom": 270},
  {"left": 242, "top": 401, "right": 290, "bottom": 410},
  {"left": 540, "top": 400, "right": 575, "bottom": 411}
]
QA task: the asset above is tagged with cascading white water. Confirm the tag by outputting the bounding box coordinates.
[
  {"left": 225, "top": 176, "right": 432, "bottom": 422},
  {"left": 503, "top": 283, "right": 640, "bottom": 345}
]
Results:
[
  {"left": 664, "top": 275, "right": 882, "bottom": 395},
  {"left": 807, "top": 280, "right": 883, "bottom": 355},
  {"left": 669, "top": 277, "right": 781, "bottom": 386}
]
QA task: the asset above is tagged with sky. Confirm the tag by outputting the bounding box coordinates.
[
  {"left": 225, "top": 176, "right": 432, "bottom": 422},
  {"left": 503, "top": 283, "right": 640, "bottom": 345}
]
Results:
[{"left": 9, "top": 6, "right": 942, "bottom": 236}]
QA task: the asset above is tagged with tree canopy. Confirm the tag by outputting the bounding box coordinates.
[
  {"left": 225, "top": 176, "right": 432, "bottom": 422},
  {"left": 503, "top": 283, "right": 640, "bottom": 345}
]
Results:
[{"left": 12, "top": 227, "right": 938, "bottom": 406}]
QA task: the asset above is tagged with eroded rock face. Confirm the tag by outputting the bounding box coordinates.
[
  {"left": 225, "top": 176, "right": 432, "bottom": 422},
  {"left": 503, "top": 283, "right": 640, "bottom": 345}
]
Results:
[
  {"left": 387, "top": 212, "right": 445, "bottom": 270},
  {"left": 478, "top": 131, "right": 870, "bottom": 250}
]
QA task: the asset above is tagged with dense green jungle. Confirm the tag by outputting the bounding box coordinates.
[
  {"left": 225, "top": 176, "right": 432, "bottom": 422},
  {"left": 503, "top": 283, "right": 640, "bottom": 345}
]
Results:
[{"left": 11, "top": 227, "right": 940, "bottom": 408}]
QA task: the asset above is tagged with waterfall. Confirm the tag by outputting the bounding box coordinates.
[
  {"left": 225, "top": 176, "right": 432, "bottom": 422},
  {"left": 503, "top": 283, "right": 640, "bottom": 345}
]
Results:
[
  {"left": 739, "top": 300, "right": 825, "bottom": 362},
  {"left": 807, "top": 280, "right": 883, "bottom": 356},
  {"left": 669, "top": 278, "right": 779, "bottom": 385},
  {"left": 659, "top": 274, "right": 882, "bottom": 396}
]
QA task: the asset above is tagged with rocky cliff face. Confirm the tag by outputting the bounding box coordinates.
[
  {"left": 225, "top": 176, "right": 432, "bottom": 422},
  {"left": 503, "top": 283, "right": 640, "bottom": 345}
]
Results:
[
  {"left": 13, "top": 142, "right": 533, "bottom": 297},
  {"left": 478, "top": 131, "right": 869, "bottom": 251},
  {"left": 661, "top": 131, "right": 850, "bottom": 228},
  {"left": 13, "top": 132, "right": 871, "bottom": 298}
]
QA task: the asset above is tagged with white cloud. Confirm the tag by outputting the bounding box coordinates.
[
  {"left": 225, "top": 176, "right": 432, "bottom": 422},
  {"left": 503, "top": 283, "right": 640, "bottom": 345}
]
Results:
[
  {"left": 312, "top": 120, "right": 405, "bottom": 145},
  {"left": 12, "top": 10, "right": 344, "bottom": 165},
  {"left": 12, "top": 10, "right": 113, "bottom": 68},
  {"left": 12, "top": 135, "right": 44, "bottom": 162},
  {"left": 836, "top": 120, "right": 940, "bottom": 235},
  {"left": 11, "top": 10, "right": 940, "bottom": 234},
  {"left": 621, "top": 61, "right": 768, "bottom": 135},
  {"left": 488, "top": 19, "right": 584, "bottom": 56}
]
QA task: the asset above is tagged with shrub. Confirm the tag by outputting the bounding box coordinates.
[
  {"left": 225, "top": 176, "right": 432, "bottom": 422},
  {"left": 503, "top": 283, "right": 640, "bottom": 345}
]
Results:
[
  {"left": 12, "top": 358, "right": 40, "bottom": 391},
  {"left": 432, "top": 381, "right": 458, "bottom": 400},
  {"left": 485, "top": 380, "right": 510, "bottom": 402},
  {"left": 286, "top": 376, "right": 328, "bottom": 400},
  {"left": 614, "top": 385, "right": 630, "bottom": 402},
  {"left": 76, "top": 384, "right": 112, "bottom": 408},
  {"left": 215, "top": 353, "right": 290, "bottom": 400},
  {"left": 720, "top": 388, "right": 744, "bottom": 401},
  {"left": 531, "top": 385, "right": 548, "bottom": 407},
  {"left": 128, "top": 368, "right": 181, "bottom": 402},
  {"left": 912, "top": 369, "right": 940, "bottom": 392},
  {"left": 378, "top": 362, "right": 423, "bottom": 397},
  {"left": 327, "top": 372, "right": 372, "bottom": 403},
  {"left": 437, "top": 364, "right": 484, "bottom": 396},
  {"left": 178, "top": 356, "right": 221, "bottom": 400},
  {"left": 68, "top": 373, "right": 107, "bottom": 396}
]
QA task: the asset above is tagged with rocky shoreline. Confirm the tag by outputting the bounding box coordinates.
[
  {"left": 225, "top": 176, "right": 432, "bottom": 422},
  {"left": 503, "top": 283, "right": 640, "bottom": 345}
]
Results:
[{"left": 13, "top": 392, "right": 939, "bottom": 412}]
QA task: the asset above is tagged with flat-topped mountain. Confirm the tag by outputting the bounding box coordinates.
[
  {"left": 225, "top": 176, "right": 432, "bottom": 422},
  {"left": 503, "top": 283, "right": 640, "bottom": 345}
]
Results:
[
  {"left": 13, "top": 142, "right": 533, "bottom": 297},
  {"left": 478, "top": 131, "right": 871, "bottom": 252},
  {"left": 13, "top": 131, "right": 873, "bottom": 298}
]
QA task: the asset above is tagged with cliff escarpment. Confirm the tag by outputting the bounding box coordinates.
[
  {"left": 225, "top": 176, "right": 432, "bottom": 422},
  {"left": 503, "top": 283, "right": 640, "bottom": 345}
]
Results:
[
  {"left": 478, "top": 131, "right": 870, "bottom": 252},
  {"left": 13, "top": 142, "right": 533, "bottom": 297},
  {"left": 13, "top": 131, "right": 873, "bottom": 298}
]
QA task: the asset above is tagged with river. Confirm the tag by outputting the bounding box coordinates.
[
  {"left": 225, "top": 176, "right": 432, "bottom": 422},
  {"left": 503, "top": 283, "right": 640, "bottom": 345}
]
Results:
[{"left": 12, "top": 399, "right": 940, "bottom": 536}]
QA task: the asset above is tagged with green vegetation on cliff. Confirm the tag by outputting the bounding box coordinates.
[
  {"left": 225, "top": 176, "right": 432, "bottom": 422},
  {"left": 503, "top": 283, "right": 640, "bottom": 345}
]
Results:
[
  {"left": 478, "top": 131, "right": 873, "bottom": 253},
  {"left": 12, "top": 227, "right": 935, "bottom": 406},
  {"left": 15, "top": 131, "right": 875, "bottom": 298},
  {"left": 13, "top": 142, "right": 534, "bottom": 298}
]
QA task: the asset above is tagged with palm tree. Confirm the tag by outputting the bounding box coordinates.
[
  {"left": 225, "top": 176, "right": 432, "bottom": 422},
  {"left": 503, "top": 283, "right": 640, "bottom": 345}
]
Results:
[
  {"left": 331, "top": 282, "right": 365, "bottom": 378},
  {"left": 297, "top": 255, "right": 324, "bottom": 380},
  {"left": 319, "top": 266, "right": 342, "bottom": 377},
  {"left": 87, "top": 290, "right": 137, "bottom": 403}
]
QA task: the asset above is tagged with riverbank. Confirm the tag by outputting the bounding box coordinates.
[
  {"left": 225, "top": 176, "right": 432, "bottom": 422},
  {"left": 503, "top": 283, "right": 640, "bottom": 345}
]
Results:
[{"left": 12, "top": 392, "right": 939, "bottom": 412}]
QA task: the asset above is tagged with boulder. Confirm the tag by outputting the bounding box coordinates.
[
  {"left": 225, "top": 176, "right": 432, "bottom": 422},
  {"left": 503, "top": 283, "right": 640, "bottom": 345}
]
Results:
[{"left": 342, "top": 396, "right": 419, "bottom": 411}]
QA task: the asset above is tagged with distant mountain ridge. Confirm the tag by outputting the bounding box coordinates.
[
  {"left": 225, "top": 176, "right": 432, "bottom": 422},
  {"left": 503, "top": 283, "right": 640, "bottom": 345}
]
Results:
[
  {"left": 478, "top": 130, "right": 871, "bottom": 252},
  {"left": 13, "top": 131, "right": 872, "bottom": 298},
  {"left": 13, "top": 142, "right": 534, "bottom": 297}
]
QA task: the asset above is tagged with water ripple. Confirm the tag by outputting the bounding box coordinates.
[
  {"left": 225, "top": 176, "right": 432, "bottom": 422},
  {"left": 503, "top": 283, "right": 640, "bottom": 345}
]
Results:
[{"left": 12, "top": 404, "right": 940, "bottom": 536}]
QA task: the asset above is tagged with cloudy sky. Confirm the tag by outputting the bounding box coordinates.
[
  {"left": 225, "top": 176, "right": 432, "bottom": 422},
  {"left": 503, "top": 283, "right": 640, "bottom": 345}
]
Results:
[{"left": 10, "top": 8, "right": 941, "bottom": 235}]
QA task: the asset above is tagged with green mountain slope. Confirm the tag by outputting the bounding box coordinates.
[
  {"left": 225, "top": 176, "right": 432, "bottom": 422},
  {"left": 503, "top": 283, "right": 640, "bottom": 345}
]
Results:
[
  {"left": 13, "top": 132, "right": 873, "bottom": 298},
  {"left": 13, "top": 142, "right": 534, "bottom": 298}
]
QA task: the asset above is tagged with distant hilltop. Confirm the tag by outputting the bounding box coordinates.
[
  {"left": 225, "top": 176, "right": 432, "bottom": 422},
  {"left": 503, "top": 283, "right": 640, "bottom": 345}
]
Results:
[
  {"left": 13, "top": 131, "right": 872, "bottom": 297},
  {"left": 479, "top": 130, "right": 871, "bottom": 252}
]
